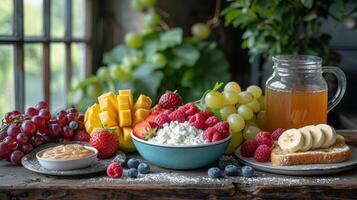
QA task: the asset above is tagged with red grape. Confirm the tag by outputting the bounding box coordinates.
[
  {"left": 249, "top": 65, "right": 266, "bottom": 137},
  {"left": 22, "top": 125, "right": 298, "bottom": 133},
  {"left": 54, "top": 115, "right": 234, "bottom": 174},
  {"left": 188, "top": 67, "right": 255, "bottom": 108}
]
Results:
[
  {"left": 21, "top": 143, "right": 33, "bottom": 154},
  {"left": 0, "top": 142, "right": 9, "bottom": 157},
  {"left": 4, "top": 112, "right": 15, "bottom": 123},
  {"left": 35, "top": 101, "right": 49, "bottom": 110},
  {"left": 38, "top": 125, "right": 49, "bottom": 134},
  {"left": 43, "top": 135, "right": 56, "bottom": 143},
  {"left": 77, "top": 121, "right": 84, "bottom": 130},
  {"left": 62, "top": 126, "right": 74, "bottom": 138},
  {"left": 38, "top": 109, "right": 51, "bottom": 122},
  {"left": 49, "top": 124, "right": 62, "bottom": 138},
  {"left": 10, "top": 150, "right": 24, "bottom": 166},
  {"left": 67, "top": 108, "right": 79, "bottom": 117},
  {"left": 4, "top": 135, "right": 16, "bottom": 144},
  {"left": 31, "top": 116, "right": 46, "bottom": 128},
  {"left": 56, "top": 110, "right": 67, "bottom": 117},
  {"left": 56, "top": 115, "right": 68, "bottom": 126},
  {"left": 30, "top": 135, "right": 44, "bottom": 147},
  {"left": 0, "top": 131, "right": 7, "bottom": 141},
  {"left": 78, "top": 114, "right": 85, "bottom": 122},
  {"left": 66, "top": 113, "right": 78, "bottom": 122},
  {"left": 12, "top": 110, "right": 21, "bottom": 116},
  {"left": 25, "top": 107, "right": 39, "bottom": 116},
  {"left": 16, "top": 133, "right": 29, "bottom": 145},
  {"left": 7, "top": 124, "right": 21, "bottom": 138},
  {"left": 21, "top": 120, "right": 37, "bottom": 136}
]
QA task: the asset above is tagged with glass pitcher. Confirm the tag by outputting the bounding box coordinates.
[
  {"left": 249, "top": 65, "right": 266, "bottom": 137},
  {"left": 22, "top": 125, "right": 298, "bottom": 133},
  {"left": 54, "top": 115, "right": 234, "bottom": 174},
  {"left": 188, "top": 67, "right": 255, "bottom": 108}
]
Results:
[{"left": 265, "top": 55, "right": 346, "bottom": 132}]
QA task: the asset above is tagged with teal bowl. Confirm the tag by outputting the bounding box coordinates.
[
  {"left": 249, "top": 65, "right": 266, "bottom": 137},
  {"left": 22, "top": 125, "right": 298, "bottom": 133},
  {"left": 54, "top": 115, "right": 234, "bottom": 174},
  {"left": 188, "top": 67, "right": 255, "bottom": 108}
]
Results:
[{"left": 131, "top": 132, "right": 231, "bottom": 170}]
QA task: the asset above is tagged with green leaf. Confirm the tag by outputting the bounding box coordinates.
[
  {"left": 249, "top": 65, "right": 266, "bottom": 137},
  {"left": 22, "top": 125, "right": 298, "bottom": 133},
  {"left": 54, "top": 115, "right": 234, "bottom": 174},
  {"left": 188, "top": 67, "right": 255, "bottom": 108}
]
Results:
[
  {"left": 224, "top": 9, "right": 242, "bottom": 26},
  {"left": 168, "top": 43, "right": 200, "bottom": 69},
  {"left": 103, "top": 45, "right": 140, "bottom": 64},
  {"left": 132, "top": 67, "right": 163, "bottom": 97},
  {"left": 160, "top": 28, "right": 183, "bottom": 47},
  {"left": 300, "top": 0, "right": 313, "bottom": 9}
]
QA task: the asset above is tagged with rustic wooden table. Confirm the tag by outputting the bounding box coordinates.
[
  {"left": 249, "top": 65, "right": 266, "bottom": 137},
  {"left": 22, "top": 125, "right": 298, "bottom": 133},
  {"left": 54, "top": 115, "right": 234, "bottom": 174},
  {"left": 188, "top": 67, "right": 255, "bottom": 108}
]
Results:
[{"left": 0, "top": 131, "right": 356, "bottom": 200}]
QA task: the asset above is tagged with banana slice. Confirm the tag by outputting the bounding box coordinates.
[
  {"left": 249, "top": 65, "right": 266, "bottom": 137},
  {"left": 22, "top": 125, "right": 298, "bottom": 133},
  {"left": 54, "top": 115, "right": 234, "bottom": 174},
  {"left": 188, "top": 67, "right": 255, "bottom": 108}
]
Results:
[
  {"left": 278, "top": 129, "right": 304, "bottom": 153},
  {"left": 307, "top": 125, "right": 325, "bottom": 149},
  {"left": 317, "top": 124, "right": 336, "bottom": 148},
  {"left": 299, "top": 127, "right": 313, "bottom": 152}
]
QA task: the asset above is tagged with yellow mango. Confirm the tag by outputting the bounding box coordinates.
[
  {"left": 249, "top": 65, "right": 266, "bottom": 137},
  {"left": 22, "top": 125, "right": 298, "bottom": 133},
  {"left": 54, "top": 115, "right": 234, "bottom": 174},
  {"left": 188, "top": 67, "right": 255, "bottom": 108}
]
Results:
[
  {"left": 98, "top": 92, "right": 118, "bottom": 112},
  {"left": 118, "top": 90, "right": 133, "bottom": 108},
  {"left": 133, "top": 94, "right": 152, "bottom": 111},
  {"left": 119, "top": 109, "right": 132, "bottom": 127},
  {"left": 99, "top": 110, "right": 118, "bottom": 127},
  {"left": 133, "top": 108, "right": 150, "bottom": 125},
  {"left": 122, "top": 127, "right": 133, "bottom": 142},
  {"left": 117, "top": 95, "right": 130, "bottom": 111},
  {"left": 84, "top": 104, "right": 102, "bottom": 134},
  {"left": 85, "top": 119, "right": 102, "bottom": 135},
  {"left": 118, "top": 127, "right": 136, "bottom": 152}
]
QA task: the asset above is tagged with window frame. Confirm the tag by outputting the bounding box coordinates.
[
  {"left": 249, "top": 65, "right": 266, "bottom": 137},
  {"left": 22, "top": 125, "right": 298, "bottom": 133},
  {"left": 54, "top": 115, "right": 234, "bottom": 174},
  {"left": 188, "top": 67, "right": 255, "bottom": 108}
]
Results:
[{"left": 0, "top": 0, "right": 95, "bottom": 112}]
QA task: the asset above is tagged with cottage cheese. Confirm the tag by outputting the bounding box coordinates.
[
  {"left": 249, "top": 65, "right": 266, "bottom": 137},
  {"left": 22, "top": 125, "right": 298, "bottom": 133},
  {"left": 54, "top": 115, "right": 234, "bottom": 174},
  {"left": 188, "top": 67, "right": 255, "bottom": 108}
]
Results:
[{"left": 148, "top": 121, "right": 208, "bottom": 145}]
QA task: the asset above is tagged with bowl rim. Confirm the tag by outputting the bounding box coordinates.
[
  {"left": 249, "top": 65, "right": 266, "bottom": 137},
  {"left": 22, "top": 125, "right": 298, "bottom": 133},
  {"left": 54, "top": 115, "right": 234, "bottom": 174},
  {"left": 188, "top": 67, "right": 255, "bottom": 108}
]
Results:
[
  {"left": 36, "top": 145, "right": 98, "bottom": 162},
  {"left": 131, "top": 131, "right": 231, "bottom": 148}
]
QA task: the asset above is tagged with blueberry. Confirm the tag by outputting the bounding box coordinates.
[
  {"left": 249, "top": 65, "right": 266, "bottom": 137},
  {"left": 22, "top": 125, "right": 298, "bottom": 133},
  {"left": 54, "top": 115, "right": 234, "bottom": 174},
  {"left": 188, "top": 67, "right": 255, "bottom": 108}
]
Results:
[
  {"left": 126, "top": 168, "right": 138, "bottom": 178},
  {"left": 138, "top": 163, "right": 150, "bottom": 174},
  {"left": 208, "top": 167, "right": 222, "bottom": 178},
  {"left": 69, "top": 121, "right": 78, "bottom": 130},
  {"left": 127, "top": 158, "right": 140, "bottom": 169},
  {"left": 241, "top": 166, "right": 254, "bottom": 178},
  {"left": 217, "top": 156, "right": 240, "bottom": 170},
  {"left": 224, "top": 165, "right": 239, "bottom": 176}
]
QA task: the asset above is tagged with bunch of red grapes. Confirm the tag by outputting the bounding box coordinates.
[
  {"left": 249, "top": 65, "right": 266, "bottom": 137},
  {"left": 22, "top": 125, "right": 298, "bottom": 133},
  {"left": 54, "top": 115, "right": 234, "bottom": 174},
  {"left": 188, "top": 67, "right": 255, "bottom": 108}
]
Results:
[{"left": 0, "top": 101, "right": 90, "bottom": 166}]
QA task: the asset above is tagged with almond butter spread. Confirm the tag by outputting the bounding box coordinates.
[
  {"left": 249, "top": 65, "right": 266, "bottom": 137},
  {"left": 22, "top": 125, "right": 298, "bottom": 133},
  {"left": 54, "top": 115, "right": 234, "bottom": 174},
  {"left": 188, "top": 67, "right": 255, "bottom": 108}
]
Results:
[{"left": 40, "top": 144, "right": 95, "bottom": 160}]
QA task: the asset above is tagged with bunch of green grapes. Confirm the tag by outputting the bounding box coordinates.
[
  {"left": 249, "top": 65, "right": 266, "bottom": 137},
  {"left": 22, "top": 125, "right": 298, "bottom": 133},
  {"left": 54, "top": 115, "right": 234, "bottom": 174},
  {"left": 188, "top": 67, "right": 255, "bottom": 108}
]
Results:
[{"left": 204, "top": 81, "right": 266, "bottom": 141}]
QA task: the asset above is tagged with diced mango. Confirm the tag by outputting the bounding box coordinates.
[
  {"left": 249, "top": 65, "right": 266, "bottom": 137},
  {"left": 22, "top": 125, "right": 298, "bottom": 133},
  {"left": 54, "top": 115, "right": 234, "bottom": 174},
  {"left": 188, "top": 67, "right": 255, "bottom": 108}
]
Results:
[
  {"left": 119, "top": 110, "right": 132, "bottom": 127},
  {"left": 119, "top": 90, "right": 133, "bottom": 108},
  {"left": 84, "top": 108, "right": 90, "bottom": 123},
  {"left": 85, "top": 104, "right": 102, "bottom": 134},
  {"left": 119, "top": 127, "right": 136, "bottom": 152},
  {"left": 98, "top": 92, "right": 118, "bottom": 112},
  {"left": 117, "top": 95, "right": 130, "bottom": 111},
  {"left": 99, "top": 110, "right": 118, "bottom": 127},
  {"left": 85, "top": 119, "right": 102, "bottom": 135},
  {"left": 133, "top": 95, "right": 152, "bottom": 111},
  {"left": 109, "top": 126, "right": 120, "bottom": 134},
  {"left": 133, "top": 108, "right": 150, "bottom": 125}
]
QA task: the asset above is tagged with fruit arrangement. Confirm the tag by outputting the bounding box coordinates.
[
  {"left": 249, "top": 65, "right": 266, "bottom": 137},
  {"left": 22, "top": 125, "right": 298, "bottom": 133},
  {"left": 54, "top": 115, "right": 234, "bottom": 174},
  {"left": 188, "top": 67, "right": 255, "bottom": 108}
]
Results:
[
  {"left": 0, "top": 101, "right": 90, "bottom": 166},
  {"left": 85, "top": 89, "right": 153, "bottom": 152}
]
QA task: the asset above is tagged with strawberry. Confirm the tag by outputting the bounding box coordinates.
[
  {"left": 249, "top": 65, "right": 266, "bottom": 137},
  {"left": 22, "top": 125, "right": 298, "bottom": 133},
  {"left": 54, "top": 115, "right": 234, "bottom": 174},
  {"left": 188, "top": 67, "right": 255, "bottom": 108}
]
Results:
[
  {"left": 214, "top": 121, "right": 230, "bottom": 138},
  {"left": 145, "top": 113, "right": 160, "bottom": 123},
  {"left": 73, "top": 130, "right": 90, "bottom": 142},
  {"left": 158, "top": 91, "right": 182, "bottom": 110},
  {"left": 200, "top": 109, "right": 213, "bottom": 119},
  {"left": 89, "top": 128, "right": 118, "bottom": 159},
  {"left": 133, "top": 121, "right": 158, "bottom": 140},
  {"left": 205, "top": 116, "right": 219, "bottom": 127},
  {"left": 188, "top": 113, "right": 206, "bottom": 130},
  {"left": 154, "top": 113, "right": 171, "bottom": 127},
  {"left": 168, "top": 109, "right": 186, "bottom": 122}
]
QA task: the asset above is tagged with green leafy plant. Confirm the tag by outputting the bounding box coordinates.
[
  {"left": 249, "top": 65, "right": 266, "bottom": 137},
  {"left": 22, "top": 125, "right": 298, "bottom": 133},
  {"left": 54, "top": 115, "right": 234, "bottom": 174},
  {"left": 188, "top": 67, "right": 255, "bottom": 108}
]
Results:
[
  {"left": 68, "top": 0, "right": 231, "bottom": 111},
  {"left": 221, "top": 0, "right": 357, "bottom": 64}
]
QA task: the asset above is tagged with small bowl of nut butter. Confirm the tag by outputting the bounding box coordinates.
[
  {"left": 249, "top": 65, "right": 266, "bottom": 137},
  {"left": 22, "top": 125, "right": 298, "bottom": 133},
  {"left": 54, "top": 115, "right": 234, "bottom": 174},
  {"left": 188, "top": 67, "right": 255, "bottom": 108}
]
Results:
[{"left": 36, "top": 144, "right": 98, "bottom": 170}]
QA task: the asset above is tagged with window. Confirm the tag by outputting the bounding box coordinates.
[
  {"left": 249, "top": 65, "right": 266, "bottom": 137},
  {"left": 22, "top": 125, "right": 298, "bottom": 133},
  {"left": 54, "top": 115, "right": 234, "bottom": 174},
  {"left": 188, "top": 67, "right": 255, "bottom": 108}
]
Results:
[{"left": 0, "top": 0, "right": 94, "bottom": 115}]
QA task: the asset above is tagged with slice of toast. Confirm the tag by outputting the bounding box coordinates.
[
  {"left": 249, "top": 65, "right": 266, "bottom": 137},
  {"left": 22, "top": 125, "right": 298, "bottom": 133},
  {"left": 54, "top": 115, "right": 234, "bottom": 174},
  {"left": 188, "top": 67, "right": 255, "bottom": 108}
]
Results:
[{"left": 271, "top": 135, "right": 352, "bottom": 166}]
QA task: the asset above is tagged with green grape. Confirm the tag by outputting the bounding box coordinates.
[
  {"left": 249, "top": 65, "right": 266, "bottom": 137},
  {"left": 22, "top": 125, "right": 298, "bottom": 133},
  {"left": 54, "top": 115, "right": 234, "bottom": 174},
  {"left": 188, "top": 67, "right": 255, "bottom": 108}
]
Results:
[
  {"left": 223, "top": 90, "right": 239, "bottom": 105},
  {"left": 151, "top": 53, "right": 167, "bottom": 65},
  {"left": 191, "top": 23, "right": 211, "bottom": 40},
  {"left": 225, "top": 131, "right": 243, "bottom": 154},
  {"left": 96, "top": 67, "right": 110, "bottom": 80},
  {"left": 246, "top": 114, "right": 257, "bottom": 125},
  {"left": 131, "top": 55, "right": 144, "bottom": 66},
  {"left": 258, "top": 95, "right": 266, "bottom": 110},
  {"left": 237, "top": 91, "right": 253, "bottom": 104},
  {"left": 139, "top": 0, "right": 157, "bottom": 7},
  {"left": 122, "top": 56, "right": 134, "bottom": 69},
  {"left": 257, "top": 110, "right": 266, "bottom": 129},
  {"left": 110, "top": 65, "right": 126, "bottom": 81},
  {"left": 247, "top": 85, "right": 262, "bottom": 99},
  {"left": 237, "top": 105, "right": 254, "bottom": 120},
  {"left": 205, "top": 91, "right": 225, "bottom": 109},
  {"left": 131, "top": 0, "right": 144, "bottom": 11},
  {"left": 227, "top": 113, "right": 245, "bottom": 133},
  {"left": 224, "top": 81, "right": 241, "bottom": 93},
  {"left": 144, "top": 12, "right": 161, "bottom": 27},
  {"left": 220, "top": 105, "right": 236, "bottom": 120},
  {"left": 125, "top": 32, "right": 143, "bottom": 49},
  {"left": 243, "top": 125, "right": 261, "bottom": 140},
  {"left": 246, "top": 99, "right": 260, "bottom": 113},
  {"left": 86, "top": 82, "right": 102, "bottom": 98}
]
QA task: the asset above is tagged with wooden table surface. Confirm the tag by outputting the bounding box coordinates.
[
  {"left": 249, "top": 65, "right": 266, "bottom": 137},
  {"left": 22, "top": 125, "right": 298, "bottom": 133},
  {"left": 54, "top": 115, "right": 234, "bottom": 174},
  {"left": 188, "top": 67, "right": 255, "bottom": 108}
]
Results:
[{"left": 0, "top": 130, "right": 356, "bottom": 200}]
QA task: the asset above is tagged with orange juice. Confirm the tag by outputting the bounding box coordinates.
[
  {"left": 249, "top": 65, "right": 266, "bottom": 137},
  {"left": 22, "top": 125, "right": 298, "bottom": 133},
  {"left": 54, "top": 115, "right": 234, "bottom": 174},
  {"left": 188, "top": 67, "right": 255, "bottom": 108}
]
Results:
[{"left": 265, "top": 87, "right": 327, "bottom": 132}]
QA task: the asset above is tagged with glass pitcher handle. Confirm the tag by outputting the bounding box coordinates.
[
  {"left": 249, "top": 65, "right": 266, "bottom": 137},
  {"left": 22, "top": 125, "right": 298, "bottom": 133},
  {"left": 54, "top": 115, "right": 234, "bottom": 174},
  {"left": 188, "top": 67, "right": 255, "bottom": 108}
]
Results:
[{"left": 322, "top": 66, "right": 347, "bottom": 112}]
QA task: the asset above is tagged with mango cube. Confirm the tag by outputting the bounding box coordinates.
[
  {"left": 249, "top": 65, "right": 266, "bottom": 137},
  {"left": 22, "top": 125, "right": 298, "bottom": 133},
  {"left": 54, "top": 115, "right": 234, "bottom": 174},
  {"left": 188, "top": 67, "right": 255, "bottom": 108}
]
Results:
[
  {"left": 118, "top": 90, "right": 133, "bottom": 108},
  {"left": 85, "top": 119, "right": 102, "bottom": 135},
  {"left": 134, "top": 95, "right": 152, "bottom": 111},
  {"left": 119, "top": 127, "right": 136, "bottom": 152},
  {"left": 122, "top": 127, "right": 133, "bottom": 142},
  {"left": 117, "top": 95, "right": 130, "bottom": 111},
  {"left": 133, "top": 108, "right": 150, "bottom": 125},
  {"left": 119, "top": 110, "right": 132, "bottom": 127},
  {"left": 99, "top": 110, "right": 118, "bottom": 127},
  {"left": 98, "top": 92, "right": 118, "bottom": 112},
  {"left": 84, "top": 104, "right": 102, "bottom": 134}
]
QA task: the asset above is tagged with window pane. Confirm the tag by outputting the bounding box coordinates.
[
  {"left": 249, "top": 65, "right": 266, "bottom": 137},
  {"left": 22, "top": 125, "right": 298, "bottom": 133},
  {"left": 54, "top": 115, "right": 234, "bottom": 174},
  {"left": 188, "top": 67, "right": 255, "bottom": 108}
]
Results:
[
  {"left": 72, "top": 0, "right": 85, "bottom": 38},
  {"left": 50, "top": 43, "right": 66, "bottom": 113},
  {"left": 25, "top": 44, "right": 43, "bottom": 108},
  {"left": 51, "top": 0, "right": 65, "bottom": 38},
  {"left": 24, "top": 0, "right": 43, "bottom": 36},
  {"left": 0, "top": 45, "right": 15, "bottom": 117},
  {"left": 71, "top": 43, "right": 86, "bottom": 87},
  {"left": 0, "top": 0, "right": 13, "bottom": 35}
]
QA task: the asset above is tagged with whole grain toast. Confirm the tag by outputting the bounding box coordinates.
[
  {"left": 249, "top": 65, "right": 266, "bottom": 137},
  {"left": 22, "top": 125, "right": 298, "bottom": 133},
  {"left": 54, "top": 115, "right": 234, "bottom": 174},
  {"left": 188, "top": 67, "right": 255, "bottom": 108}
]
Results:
[{"left": 271, "top": 135, "right": 351, "bottom": 166}]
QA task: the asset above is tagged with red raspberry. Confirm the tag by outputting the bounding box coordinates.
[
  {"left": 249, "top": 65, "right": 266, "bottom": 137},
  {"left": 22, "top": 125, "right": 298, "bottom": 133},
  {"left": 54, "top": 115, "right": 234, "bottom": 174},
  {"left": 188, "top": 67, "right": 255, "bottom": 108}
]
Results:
[
  {"left": 212, "top": 132, "right": 224, "bottom": 142},
  {"left": 254, "top": 144, "right": 272, "bottom": 162},
  {"left": 188, "top": 113, "right": 206, "bottom": 130},
  {"left": 168, "top": 110, "right": 186, "bottom": 123},
  {"left": 204, "top": 127, "right": 216, "bottom": 142},
  {"left": 106, "top": 162, "right": 123, "bottom": 178},
  {"left": 214, "top": 121, "right": 230, "bottom": 138},
  {"left": 200, "top": 109, "right": 212, "bottom": 119},
  {"left": 255, "top": 131, "right": 273, "bottom": 147},
  {"left": 154, "top": 113, "right": 171, "bottom": 127},
  {"left": 272, "top": 128, "right": 285, "bottom": 141},
  {"left": 240, "top": 140, "right": 259, "bottom": 157},
  {"left": 163, "top": 109, "right": 173, "bottom": 115},
  {"left": 158, "top": 91, "right": 182, "bottom": 110},
  {"left": 185, "top": 104, "right": 199, "bottom": 116},
  {"left": 205, "top": 116, "right": 219, "bottom": 127}
]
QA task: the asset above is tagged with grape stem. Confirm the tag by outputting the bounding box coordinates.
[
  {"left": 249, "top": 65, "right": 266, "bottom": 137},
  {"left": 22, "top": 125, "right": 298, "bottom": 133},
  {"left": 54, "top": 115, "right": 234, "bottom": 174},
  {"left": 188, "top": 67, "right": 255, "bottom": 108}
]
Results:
[
  {"left": 0, "top": 115, "right": 31, "bottom": 132},
  {"left": 207, "top": 0, "right": 221, "bottom": 28},
  {"left": 154, "top": 7, "right": 171, "bottom": 31}
]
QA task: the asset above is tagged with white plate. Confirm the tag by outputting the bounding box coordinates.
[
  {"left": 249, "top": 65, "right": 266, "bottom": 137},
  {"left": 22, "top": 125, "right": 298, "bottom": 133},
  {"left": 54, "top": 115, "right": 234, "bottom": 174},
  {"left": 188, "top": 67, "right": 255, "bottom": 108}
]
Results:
[{"left": 235, "top": 146, "right": 357, "bottom": 176}]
